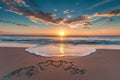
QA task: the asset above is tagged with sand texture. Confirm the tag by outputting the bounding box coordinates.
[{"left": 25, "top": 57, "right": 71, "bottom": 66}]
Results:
[{"left": 0, "top": 47, "right": 120, "bottom": 80}]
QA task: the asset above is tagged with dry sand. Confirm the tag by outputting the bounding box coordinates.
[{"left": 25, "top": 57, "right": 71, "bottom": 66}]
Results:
[{"left": 0, "top": 47, "right": 120, "bottom": 80}]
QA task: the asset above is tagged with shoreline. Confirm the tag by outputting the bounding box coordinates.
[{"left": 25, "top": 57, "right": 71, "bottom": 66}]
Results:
[{"left": 0, "top": 46, "right": 120, "bottom": 58}]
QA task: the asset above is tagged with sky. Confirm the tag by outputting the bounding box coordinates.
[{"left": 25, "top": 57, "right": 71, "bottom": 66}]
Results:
[{"left": 0, "top": 0, "right": 120, "bottom": 36}]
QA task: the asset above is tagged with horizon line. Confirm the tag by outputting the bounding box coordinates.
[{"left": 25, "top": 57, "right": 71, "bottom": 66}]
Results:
[{"left": 0, "top": 34, "right": 120, "bottom": 37}]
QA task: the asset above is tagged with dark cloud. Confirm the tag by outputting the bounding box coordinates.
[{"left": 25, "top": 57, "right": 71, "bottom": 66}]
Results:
[
  {"left": 53, "top": 17, "right": 64, "bottom": 24},
  {"left": 108, "top": 9, "right": 120, "bottom": 16},
  {"left": 1, "top": 0, "right": 93, "bottom": 28},
  {"left": 0, "top": 20, "right": 31, "bottom": 27},
  {"left": 107, "top": 18, "right": 113, "bottom": 22},
  {"left": 1, "top": 0, "right": 120, "bottom": 29},
  {"left": 2, "top": 0, "right": 62, "bottom": 24},
  {"left": 93, "top": 9, "right": 120, "bottom": 24},
  {"left": 94, "top": 9, "right": 120, "bottom": 17},
  {"left": 4, "top": 0, "right": 120, "bottom": 29},
  {"left": 63, "top": 16, "right": 92, "bottom": 28},
  {"left": 64, "top": 15, "right": 89, "bottom": 24},
  {"left": 82, "top": 22, "right": 92, "bottom": 27},
  {"left": 16, "top": 24, "right": 31, "bottom": 27},
  {"left": 2, "top": 0, "right": 28, "bottom": 7}
]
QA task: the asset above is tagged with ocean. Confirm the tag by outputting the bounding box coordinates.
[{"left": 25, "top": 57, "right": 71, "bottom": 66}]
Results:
[{"left": 0, "top": 35, "right": 120, "bottom": 57}]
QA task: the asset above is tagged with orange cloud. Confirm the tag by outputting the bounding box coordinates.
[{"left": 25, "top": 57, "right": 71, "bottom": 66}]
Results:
[{"left": 94, "top": 9, "right": 120, "bottom": 17}]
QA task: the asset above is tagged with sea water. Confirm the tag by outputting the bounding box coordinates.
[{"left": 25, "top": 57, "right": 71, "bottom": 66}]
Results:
[{"left": 0, "top": 35, "right": 120, "bottom": 57}]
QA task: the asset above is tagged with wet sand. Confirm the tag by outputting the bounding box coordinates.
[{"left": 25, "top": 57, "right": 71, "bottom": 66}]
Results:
[{"left": 0, "top": 47, "right": 120, "bottom": 80}]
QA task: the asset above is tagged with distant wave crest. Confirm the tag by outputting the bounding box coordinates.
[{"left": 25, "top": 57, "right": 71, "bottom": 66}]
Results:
[
  {"left": 1, "top": 38, "right": 120, "bottom": 45},
  {"left": 1, "top": 36, "right": 120, "bottom": 45}
]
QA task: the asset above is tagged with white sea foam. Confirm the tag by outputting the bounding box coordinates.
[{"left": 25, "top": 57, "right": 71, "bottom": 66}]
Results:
[
  {"left": 25, "top": 44, "right": 120, "bottom": 57},
  {"left": 0, "top": 42, "right": 120, "bottom": 57}
]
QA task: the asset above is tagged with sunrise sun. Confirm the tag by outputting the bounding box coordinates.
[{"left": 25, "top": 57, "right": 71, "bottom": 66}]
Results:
[{"left": 59, "top": 31, "right": 65, "bottom": 37}]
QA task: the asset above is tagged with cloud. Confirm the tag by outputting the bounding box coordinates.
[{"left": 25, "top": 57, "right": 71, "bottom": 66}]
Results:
[
  {"left": 106, "top": 18, "right": 113, "bottom": 22},
  {"left": 67, "top": 21, "right": 92, "bottom": 29},
  {"left": 29, "top": 18, "right": 40, "bottom": 24},
  {"left": 88, "top": 0, "right": 113, "bottom": 10},
  {"left": 2, "top": 0, "right": 119, "bottom": 29},
  {"left": 54, "top": 9, "right": 58, "bottom": 12},
  {"left": 0, "top": 7, "right": 2, "bottom": 9},
  {"left": 63, "top": 9, "right": 71, "bottom": 14},
  {"left": 91, "top": 9, "right": 120, "bottom": 25},
  {"left": 0, "top": 20, "right": 31, "bottom": 27},
  {"left": 3, "top": 0, "right": 28, "bottom": 7},
  {"left": 0, "top": 20, "right": 14, "bottom": 24},
  {"left": 94, "top": 9, "right": 120, "bottom": 17},
  {"left": 63, "top": 15, "right": 92, "bottom": 28},
  {"left": 90, "top": 17, "right": 102, "bottom": 22},
  {"left": 66, "top": 15, "right": 72, "bottom": 19},
  {"left": 16, "top": 24, "right": 31, "bottom": 27},
  {"left": 0, "top": 30, "right": 16, "bottom": 34},
  {"left": 5, "top": 9, "right": 23, "bottom": 15},
  {"left": 0, "top": 31, "right": 8, "bottom": 34},
  {"left": 27, "top": 0, "right": 39, "bottom": 7},
  {"left": 1, "top": 0, "right": 93, "bottom": 28},
  {"left": 64, "top": 15, "right": 90, "bottom": 24},
  {"left": 14, "top": 0, "right": 29, "bottom": 7},
  {"left": 2, "top": 0, "right": 60, "bottom": 24},
  {"left": 82, "top": 22, "right": 92, "bottom": 27},
  {"left": 63, "top": 9, "right": 74, "bottom": 14},
  {"left": 93, "top": 19, "right": 109, "bottom": 27}
]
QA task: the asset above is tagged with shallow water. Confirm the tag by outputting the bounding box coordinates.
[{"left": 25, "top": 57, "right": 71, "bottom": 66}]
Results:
[
  {"left": 25, "top": 44, "right": 96, "bottom": 57},
  {"left": 0, "top": 35, "right": 120, "bottom": 57}
]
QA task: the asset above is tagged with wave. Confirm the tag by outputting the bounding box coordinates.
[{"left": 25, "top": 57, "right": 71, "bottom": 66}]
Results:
[
  {"left": 1, "top": 38, "right": 120, "bottom": 45},
  {"left": 0, "top": 35, "right": 120, "bottom": 45}
]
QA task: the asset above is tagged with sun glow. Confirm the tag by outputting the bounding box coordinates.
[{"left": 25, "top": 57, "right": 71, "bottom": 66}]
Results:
[{"left": 59, "top": 31, "right": 65, "bottom": 37}]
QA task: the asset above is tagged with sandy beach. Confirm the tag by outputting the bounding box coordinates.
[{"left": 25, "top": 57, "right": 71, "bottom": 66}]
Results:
[{"left": 0, "top": 47, "right": 120, "bottom": 80}]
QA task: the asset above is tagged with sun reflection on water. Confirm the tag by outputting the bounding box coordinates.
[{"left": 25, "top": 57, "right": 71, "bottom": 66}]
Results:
[
  {"left": 59, "top": 44, "right": 64, "bottom": 56},
  {"left": 59, "top": 36, "right": 65, "bottom": 56},
  {"left": 60, "top": 37, "right": 64, "bottom": 41}
]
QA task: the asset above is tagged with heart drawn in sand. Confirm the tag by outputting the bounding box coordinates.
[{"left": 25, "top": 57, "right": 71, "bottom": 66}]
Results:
[
  {"left": 60, "top": 61, "right": 73, "bottom": 70},
  {"left": 37, "top": 60, "right": 53, "bottom": 71},
  {"left": 2, "top": 60, "right": 85, "bottom": 80},
  {"left": 51, "top": 61, "right": 61, "bottom": 67}
]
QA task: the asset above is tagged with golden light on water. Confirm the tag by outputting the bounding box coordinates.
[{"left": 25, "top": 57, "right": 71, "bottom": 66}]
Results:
[
  {"left": 58, "top": 30, "right": 66, "bottom": 56},
  {"left": 60, "top": 37, "right": 64, "bottom": 41},
  {"left": 59, "top": 44, "right": 65, "bottom": 56}
]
